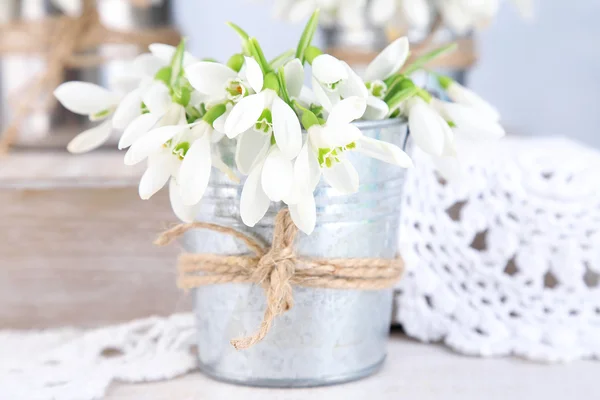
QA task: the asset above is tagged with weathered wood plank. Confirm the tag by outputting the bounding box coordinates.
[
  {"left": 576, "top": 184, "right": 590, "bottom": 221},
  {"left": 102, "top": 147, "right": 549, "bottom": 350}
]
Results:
[{"left": 0, "top": 152, "right": 191, "bottom": 329}]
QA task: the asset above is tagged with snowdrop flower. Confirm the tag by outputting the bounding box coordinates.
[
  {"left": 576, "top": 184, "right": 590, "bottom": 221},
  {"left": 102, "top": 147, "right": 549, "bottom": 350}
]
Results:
[
  {"left": 224, "top": 58, "right": 302, "bottom": 163},
  {"left": 286, "top": 96, "right": 413, "bottom": 234},
  {"left": 186, "top": 59, "right": 248, "bottom": 105},
  {"left": 123, "top": 104, "right": 226, "bottom": 220},
  {"left": 362, "top": 37, "right": 410, "bottom": 119},
  {"left": 54, "top": 82, "right": 140, "bottom": 153},
  {"left": 438, "top": 75, "right": 500, "bottom": 122},
  {"left": 185, "top": 56, "right": 258, "bottom": 134},
  {"left": 406, "top": 96, "right": 455, "bottom": 157},
  {"left": 283, "top": 58, "right": 317, "bottom": 108},
  {"left": 432, "top": 98, "right": 505, "bottom": 140}
]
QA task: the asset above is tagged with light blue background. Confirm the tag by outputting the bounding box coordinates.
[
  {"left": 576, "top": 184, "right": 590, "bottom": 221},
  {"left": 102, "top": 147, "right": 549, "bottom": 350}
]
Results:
[{"left": 172, "top": 0, "right": 600, "bottom": 148}]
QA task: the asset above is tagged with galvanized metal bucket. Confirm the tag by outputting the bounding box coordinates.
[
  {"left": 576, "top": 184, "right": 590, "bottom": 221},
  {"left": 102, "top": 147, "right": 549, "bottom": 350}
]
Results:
[{"left": 180, "top": 119, "right": 408, "bottom": 387}]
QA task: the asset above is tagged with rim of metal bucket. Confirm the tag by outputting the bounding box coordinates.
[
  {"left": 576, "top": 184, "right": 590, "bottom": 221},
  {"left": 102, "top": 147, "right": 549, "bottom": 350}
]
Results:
[{"left": 352, "top": 118, "right": 407, "bottom": 131}]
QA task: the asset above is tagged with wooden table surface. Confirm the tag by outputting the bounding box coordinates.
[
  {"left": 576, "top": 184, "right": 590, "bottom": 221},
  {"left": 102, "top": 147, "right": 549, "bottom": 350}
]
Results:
[{"left": 107, "top": 332, "right": 598, "bottom": 400}]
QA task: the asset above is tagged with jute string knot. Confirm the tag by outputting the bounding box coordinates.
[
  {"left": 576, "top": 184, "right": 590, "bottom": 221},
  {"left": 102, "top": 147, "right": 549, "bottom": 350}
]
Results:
[
  {"left": 155, "top": 208, "right": 405, "bottom": 350},
  {"left": 0, "top": 0, "right": 181, "bottom": 153}
]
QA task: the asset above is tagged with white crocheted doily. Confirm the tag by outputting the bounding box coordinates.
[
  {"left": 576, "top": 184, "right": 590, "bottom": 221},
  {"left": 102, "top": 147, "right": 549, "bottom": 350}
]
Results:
[
  {"left": 0, "top": 314, "right": 196, "bottom": 400},
  {"left": 394, "top": 137, "right": 600, "bottom": 362}
]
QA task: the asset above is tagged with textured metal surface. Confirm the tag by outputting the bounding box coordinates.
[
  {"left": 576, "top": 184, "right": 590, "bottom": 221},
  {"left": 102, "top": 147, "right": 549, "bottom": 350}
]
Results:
[
  {"left": 182, "top": 119, "right": 408, "bottom": 387},
  {"left": 0, "top": 0, "right": 172, "bottom": 147}
]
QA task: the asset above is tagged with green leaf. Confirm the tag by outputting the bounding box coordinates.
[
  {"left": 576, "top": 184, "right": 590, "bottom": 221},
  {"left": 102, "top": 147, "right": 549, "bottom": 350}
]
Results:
[
  {"left": 304, "top": 46, "right": 322, "bottom": 64},
  {"left": 226, "top": 22, "right": 252, "bottom": 55},
  {"left": 226, "top": 21, "right": 250, "bottom": 41},
  {"left": 249, "top": 37, "right": 271, "bottom": 74},
  {"left": 295, "top": 9, "right": 320, "bottom": 63},
  {"left": 386, "top": 86, "right": 420, "bottom": 111},
  {"left": 263, "top": 72, "right": 280, "bottom": 93},
  {"left": 173, "top": 85, "right": 191, "bottom": 107},
  {"left": 154, "top": 66, "right": 172, "bottom": 87},
  {"left": 170, "top": 39, "right": 187, "bottom": 87},
  {"left": 384, "top": 76, "right": 412, "bottom": 102},
  {"left": 402, "top": 42, "right": 458, "bottom": 75},
  {"left": 277, "top": 67, "right": 292, "bottom": 106},
  {"left": 202, "top": 103, "right": 227, "bottom": 125},
  {"left": 301, "top": 109, "right": 320, "bottom": 131},
  {"left": 227, "top": 53, "right": 245, "bottom": 72},
  {"left": 269, "top": 49, "right": 295, "bottom": 69}
]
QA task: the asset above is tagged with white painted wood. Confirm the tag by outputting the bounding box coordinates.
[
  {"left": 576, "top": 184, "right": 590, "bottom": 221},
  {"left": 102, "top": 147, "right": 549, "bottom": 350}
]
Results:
[{"left": 107, "top": 332, "right": 598, "bottom": 400}]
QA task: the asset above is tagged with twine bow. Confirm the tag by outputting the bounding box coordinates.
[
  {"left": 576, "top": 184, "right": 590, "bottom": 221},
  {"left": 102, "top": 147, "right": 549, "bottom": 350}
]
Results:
[
  {"left": 0, "top": 0, "right": 181, "bottom": 153},
  {"left": 155, "top": 209, "right": 404, "bottom": 350}
]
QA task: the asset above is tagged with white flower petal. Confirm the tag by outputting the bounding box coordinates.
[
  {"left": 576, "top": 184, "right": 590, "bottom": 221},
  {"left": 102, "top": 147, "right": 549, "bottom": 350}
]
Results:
[
  {"left": 66, "top": 120, "right": 113, "bottom": 154},
  {"left": 185, "top": 62, "right": 237, "bottom": 97},
  {"left": 244, "top": 57, "right": 264, "bottom": 93},
  {"left": 447, "top": 82, "right": 501, "bottom": 122},
  {"left": 365, "top": 37, "right": 410, "bottom": 82},
  {"left": 160, "top": 103, "right": 187, "bottom": 127},
  {"left": 356, "top": 136, "right": 413, "bottom": 167},
  {"left": 261, "top": 147, "right": 294, "bottom": 202},
  {"left": 322, "top": 158, "right": 359, "bottom": 195},
  {"left": 311, "top": 76, "right": 337, "bottom": 112},
  {"left": 284, "top": 58, "right": 305, "bottom": 98},
  {"left": 54, "top": 82, "right": 117, "bottom": 116},
  {"left": 133, "top": 53, "right": 165, "bottom": 78},
  {"left": 139, "top": 153, "right": 173, "bottom": 200},
  {"left": 169, "top": 179, "right": 200, "bottom": 223},
  {"left": 297, "top": 86, "right": 317, "bottom": 107},
  {"left": 289, "top": 193, "right": 317, "bottom": 235},
  {"left": 272, "top": 96, "right": 302, "bottom": 159},
  {"left": 149, "top": 43, "right": 197, "bottom": 67},
  {"left": 110, "top": 75, "right": 141, "bottom": 95},
  {"left": 312, "top": 54, "right": 348, "bottom": 85},
  {"left": 118, "top": 113, "right": 160, "bottom": 149},
  {"left": 112, "top": 88, "right": 142, "bottom": 130},
  {"left": 408, "top": 98, "right": 445, "bottom": 156},
  {"left": 124, "top": 124, "right": 187, "bottom": 165},
  {"left": 363, "top": 96, "right": 390, "bottom": 120},
  {"left": 240, "top": 163, "right": 271, "bottom": 227},
  {"left": 142, "top": 82, "right": 171, "bottom": 116},
  {"left": 294, "top": 141, "right": 321, "bottom": 192},
  {"left": 433, "top": 99, "right": 505, "bottom": 140},
  {"left": 340, "top": 62, "right": 368, "bottom": 99},
  {"left": 179, "top": 132, "right": 212, "bottom": 206},
  {"left": 212, "top": 109, "right": 229, "bottom": 134},
  {"left": 235, "top": 129, "right": 271, "bottom": 175},
  {"left": 224, "top": 92, "right": 267, "bottom": 138},
  {"left": 327, "top": 96, "right": 367, "bottom": 127}
]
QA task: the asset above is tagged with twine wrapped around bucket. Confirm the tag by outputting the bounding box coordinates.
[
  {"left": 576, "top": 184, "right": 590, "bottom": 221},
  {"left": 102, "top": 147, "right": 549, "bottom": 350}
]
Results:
[
  {"left": 0, "top": 0, "right": 181, "bottom": 153},
  {"left": 155, "top": 208, "right": 405, "bottom": 350}
]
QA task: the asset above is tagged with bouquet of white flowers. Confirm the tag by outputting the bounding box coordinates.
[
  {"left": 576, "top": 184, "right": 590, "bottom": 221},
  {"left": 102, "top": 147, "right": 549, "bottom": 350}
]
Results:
[
  {"left": 54, "top": 9, "right": 503, "bottom": 235},
  {"left": 274, "top": 0, "right": 533, "bottom": 35}
]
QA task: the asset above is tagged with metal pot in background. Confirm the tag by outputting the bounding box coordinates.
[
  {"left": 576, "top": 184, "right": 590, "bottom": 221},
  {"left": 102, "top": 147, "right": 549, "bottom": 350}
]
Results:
[
  {"left": 181, "top": 119, "right": 408, "bottom": 387},
  {"left": 0, "top": 0, "right": 173, "bottom": 148}
]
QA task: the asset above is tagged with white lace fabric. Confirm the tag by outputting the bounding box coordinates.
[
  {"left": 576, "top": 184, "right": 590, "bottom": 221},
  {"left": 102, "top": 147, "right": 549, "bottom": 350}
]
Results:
[
  {"left": 394, "top": 137, "right": 600, "bottom": 362},
  {"left": 0, "top": 314, "right": 196, "bottom": 400}
]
